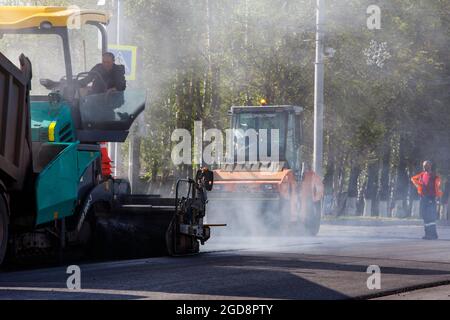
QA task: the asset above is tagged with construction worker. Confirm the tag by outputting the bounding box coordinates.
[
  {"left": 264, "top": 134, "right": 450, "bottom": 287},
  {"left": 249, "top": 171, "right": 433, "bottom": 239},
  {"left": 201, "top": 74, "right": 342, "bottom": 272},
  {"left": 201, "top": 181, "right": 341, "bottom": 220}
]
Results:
[
  {"left": 411, "top": 161, "right": 443, "bottom": 240},
  {"left": 78, "top": 52, "right": 126, "bottom": 95}
]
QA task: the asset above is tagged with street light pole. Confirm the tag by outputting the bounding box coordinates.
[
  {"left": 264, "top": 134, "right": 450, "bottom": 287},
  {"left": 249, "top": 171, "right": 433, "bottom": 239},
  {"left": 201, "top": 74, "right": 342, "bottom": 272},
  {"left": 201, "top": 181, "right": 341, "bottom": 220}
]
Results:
[
  {"left": 113, "top": 0, "right": 121, "bottom": 178},
  {"left": 313, "top": 0, "right": 325, "bottom": 178},
  {"left": 116, "top": 0, "right": 138, "bottom": 193},
  {"left": 111, "top": 0, "right": 137, "bottom": 192},
  {"left": 116, "top": 0, "right": 121, "bottom": 44}
]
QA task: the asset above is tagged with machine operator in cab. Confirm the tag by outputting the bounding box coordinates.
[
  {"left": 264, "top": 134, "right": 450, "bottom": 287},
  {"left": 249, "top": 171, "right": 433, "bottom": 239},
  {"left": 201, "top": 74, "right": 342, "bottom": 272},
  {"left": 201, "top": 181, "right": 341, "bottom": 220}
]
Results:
[{"left": 78, "top": 52, "right": 126, "bottom": 95}]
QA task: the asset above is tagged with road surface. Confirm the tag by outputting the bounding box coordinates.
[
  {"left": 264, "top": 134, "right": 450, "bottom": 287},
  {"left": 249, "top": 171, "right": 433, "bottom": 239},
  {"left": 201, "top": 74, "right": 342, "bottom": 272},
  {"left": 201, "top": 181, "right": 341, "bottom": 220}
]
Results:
[{"left": 1, "top": 221, "right": 450, "bottom": 300}]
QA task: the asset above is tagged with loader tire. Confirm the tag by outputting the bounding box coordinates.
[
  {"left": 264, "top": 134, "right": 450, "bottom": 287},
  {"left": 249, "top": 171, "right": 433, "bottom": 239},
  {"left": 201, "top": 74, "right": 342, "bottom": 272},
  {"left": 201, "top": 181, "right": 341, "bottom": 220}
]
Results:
[
  {"left": 0, "top": 195, "right": 9, "bottom": 266},
  {"left": 304, "top": 200, "right": 322, "bottom": 237}
]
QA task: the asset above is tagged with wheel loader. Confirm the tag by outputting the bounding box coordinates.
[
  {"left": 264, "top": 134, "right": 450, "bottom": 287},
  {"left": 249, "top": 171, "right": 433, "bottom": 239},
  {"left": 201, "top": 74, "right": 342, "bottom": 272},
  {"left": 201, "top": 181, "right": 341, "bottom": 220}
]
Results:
[
  {"left": 209, "top": 105, "right": 324, "bottom": 236},
  {"left": 0, "top": 6, "right": 213, "bottom": 266}
]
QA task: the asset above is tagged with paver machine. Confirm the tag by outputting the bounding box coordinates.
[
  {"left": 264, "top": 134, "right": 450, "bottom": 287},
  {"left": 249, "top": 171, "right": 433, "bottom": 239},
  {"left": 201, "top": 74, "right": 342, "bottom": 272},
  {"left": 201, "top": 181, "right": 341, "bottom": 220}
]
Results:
[
  {"left": 209, "top": 105, "right": 324, "bottom": 236},
  {"left": 0, "top": 6, "right": 213, "bottom": 265}
]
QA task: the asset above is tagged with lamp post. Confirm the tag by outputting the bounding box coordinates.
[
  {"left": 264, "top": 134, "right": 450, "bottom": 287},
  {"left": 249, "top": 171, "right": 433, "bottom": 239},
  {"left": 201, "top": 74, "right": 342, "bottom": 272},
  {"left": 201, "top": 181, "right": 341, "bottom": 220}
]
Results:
[{"left": 313, "top": 0, "right": 325, "bottom": 178}]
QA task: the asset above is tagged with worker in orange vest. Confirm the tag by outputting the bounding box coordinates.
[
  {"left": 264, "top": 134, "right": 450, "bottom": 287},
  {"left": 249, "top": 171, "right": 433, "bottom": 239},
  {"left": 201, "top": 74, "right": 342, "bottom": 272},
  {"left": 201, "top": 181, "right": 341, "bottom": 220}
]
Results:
[
  {"left": 411, "top": 161, "right": 443, "bottom": 240},
  {"left": 100, "top": 142, "right": 113, "bottom": 178}
]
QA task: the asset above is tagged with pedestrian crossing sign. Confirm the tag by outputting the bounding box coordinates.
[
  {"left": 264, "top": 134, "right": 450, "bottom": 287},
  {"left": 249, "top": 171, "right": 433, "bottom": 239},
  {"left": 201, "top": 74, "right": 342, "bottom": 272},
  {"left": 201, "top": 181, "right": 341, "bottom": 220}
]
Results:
[{"left": 108, "top": 45, "right": 137, "bottom": 81}]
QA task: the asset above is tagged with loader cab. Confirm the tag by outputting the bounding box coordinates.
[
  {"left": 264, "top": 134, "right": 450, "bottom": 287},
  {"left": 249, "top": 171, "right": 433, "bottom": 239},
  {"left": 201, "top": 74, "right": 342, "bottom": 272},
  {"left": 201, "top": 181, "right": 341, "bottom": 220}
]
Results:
[
  {"left": 230, "top": 105, "right": 304, "bottom": 173},
  {"left": 0, "top": 6, "right": 144, "bottom": 143}
]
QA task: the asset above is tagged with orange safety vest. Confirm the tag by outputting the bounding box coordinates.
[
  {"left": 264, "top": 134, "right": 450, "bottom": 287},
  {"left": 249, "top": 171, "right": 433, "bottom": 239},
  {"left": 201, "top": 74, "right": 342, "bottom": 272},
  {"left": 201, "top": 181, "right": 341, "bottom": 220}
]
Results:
[
  {"left": 100, "top": 142, "right": 113, "bottom": 178},
  {"left": 411, "top": 172, "right": 443, "bottom": 198}
]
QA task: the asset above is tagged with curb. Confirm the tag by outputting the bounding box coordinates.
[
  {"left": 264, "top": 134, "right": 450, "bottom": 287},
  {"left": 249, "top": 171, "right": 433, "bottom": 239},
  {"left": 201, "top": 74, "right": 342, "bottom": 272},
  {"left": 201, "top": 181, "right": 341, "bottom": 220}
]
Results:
[{"left": 322, "top": 217, "right": 450, "bottom": 227}]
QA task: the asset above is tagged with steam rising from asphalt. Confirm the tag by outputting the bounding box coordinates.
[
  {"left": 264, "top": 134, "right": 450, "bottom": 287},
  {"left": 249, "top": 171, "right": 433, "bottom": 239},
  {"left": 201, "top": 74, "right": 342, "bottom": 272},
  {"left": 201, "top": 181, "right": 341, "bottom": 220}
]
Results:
[
  {"left": 1, "top": 0, "right": 447, "bottom": 241},
  {"left": 208, "top": 201, "right": 277, "bottom": 238}
]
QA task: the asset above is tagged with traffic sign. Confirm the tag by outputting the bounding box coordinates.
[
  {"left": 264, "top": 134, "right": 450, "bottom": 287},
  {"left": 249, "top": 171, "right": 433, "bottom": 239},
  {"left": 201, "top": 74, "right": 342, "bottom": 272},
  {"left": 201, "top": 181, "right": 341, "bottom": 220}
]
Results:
[{"left": 108, "top": 45, "right": 137, "bottom": 81}]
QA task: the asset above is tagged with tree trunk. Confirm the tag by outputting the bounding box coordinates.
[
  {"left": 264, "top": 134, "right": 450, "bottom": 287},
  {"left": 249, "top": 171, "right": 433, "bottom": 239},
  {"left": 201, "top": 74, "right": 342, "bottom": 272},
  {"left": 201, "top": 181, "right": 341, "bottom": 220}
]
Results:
[
  {"left": 393, "top": 135, "right": 410, "bottom": 218},
  {"left": 203, "top": 0, "right": 212, "bottom": 112},
  {"left": 346, "top": 163, "right": 361, "bottom": 216},
  {"left": 335, "top": 152, "right": 347, "bottom": 216},
  {"left": 364, "top": 160, "right": 379, "bottom": 217},
  {"left": 378, "top": 138, "right": 392, "bottom": 218},
  {"left": 150, "top": 160, "right": 159, "bottom": 194},
  {"left": 410, "top": 162, "right": 421, "bottom": 218},
  {"left": 129, "top": 135, "right": 141, "bottom": 193},
  {"left": 323, "top": 135, "right": 336, "bottom": 216}
]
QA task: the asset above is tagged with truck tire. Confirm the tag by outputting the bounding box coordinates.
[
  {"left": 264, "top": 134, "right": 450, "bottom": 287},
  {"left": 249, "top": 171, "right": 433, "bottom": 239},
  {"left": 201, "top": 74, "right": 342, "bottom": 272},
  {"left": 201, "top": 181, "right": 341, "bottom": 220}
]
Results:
[
  {"left": 0, "top": 194, "right": 9, "bottom": 266},
  {"left": 304, "top": 200, "right": 322, "bottom": 237}
]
